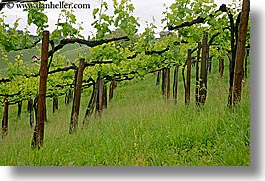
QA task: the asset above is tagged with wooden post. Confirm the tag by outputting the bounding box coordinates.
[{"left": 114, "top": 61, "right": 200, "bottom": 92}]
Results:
[
  {"left": 69, "top": 58, "right": 85, "bottom": 134},
  {"left": 44, "top": 103, "right": 48, "bottom": 122},
  {"left": 109, "top": 80, "right": 115, "bottom": 101},
  {"left": 2, "top": 96, "right": 8, "bottom": 138},
  {"left": 161, "top": 68, "right": 166, "bottom": 96},
  {"left": 83, "top": 81, "right": 98, "bottom": 125},
  {"left": 199, "top": 33, "right": 208, "bottom": 106},
  {"left": 96, "top": 76, "right": 104, "bottom": 116},
  {"left": 182, "top": 66, "right": 186, "bottom": 101},
  {"left": 173, "top": 65, "right": 179, "bottom": 104},
  {"left": 195, "top": 43, "right": 201, "bottom": 106},
  {"left": 205, "top": 40, "right": 209, "bottom": 88},
  {"left": 32, "top": 30, "right": 49, "bottom": 149},
  {"left": 219, "top": 58, "right": 224, "bottom": 78},
  {"left": 208, "top": 56, "right": 212, "bottom": 74},
  {"left": 27, "top": 98, "right": 31, "bottom": 113},
  {"left": 28, "top": 97, "right": 34, "bottom": 128},
  {"left": 166, "top": 68, "right": 170, "bottom": 100},
  {"left": 33, "top": 95, "right": 38, "bottom": 126},
  {"left": 228, "top": 11, "right": 237, "bottom": 107},
  {"left": 185, "top": 49, "right": 192, "bottom": 104},
  {"left": 17, "top": 100, "right": 22, "bottom": 118},
  {"left": 232, "top": 0, "right": 250, "bottom": 105},
  {"left": 244, "top": 48, "right": 249, "bottom": 79},
  {"left": 52, "top": 96, "right": 59, "bottom": 113},
  {"left": 103, "top": 84, "right": 107, "bottom": 109},
  {"left": 65, "top": 89, "right": 73, "bottom": 105},
  {"left": 156, "top": 70, "right": 161, "bottom": 85}
]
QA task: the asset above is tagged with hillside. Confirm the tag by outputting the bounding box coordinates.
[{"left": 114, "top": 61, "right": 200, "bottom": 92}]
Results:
[
  {"left": 0, "top": 63, "right": 250, "bottom": 166},
  {"left": 0, "top": 44, "right": 89, "bottom": 74}
]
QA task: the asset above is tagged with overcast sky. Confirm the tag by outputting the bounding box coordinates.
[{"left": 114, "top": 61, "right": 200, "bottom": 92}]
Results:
[{"left": 1, "top": 0, "right": 232, "bottom": 37}]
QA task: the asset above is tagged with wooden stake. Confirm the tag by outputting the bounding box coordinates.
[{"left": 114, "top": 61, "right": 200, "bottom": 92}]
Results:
[
  {"left": 185, "top": 49, "right": 192, "bottom": 104},
  {"left": 195, "top": 43, "right": 201, "bottom": 106},
  {"left": 69, "top": 58, "right": 85, "bottom": 134},
  {"left": 219, "top": 58, "right": 224, "bottom": 78},
  {"left": 96, "top": 76, "right": 104, "bottom": 116},
  {"left": 109, "top": 80, "right": 115, "bottom": 101},
  {"left": 2, "top": 96, "right": 8, "bottom": 138},
  {"left": 232, "top": 0, "right": 250, "bottom": 105},
  {"left": 166, "top": 68, "right": 170, "bottom": 100},
  {"left": 199, "top": 33, "right": 208, "bottom": 106},
  {"left": 173, "top": 65, "right": 179, "bottom": 104},
  {"left": 32, "top": 30, "right": 49, "bottom": 149}
]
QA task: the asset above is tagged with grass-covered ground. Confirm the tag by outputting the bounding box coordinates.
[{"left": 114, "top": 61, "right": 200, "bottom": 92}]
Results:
[{"left": 0, "top": 64, "right": 250, "bottom": 166}]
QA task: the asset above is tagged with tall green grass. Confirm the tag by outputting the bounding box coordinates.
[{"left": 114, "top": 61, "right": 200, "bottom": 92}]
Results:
[{"left": 0, "top": 67, "right": 250, "bottom": 166}]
